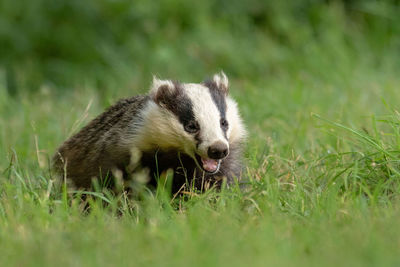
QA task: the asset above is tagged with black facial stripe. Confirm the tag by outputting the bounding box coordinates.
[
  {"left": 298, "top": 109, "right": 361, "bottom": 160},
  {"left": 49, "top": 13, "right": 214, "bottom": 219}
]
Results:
[
  {"left": 157, "top": 81, "right": 196, "bottom": 129},
  {"left": 203, "top": 80, "right": 228, "bottom": 135},
  {"left": 203, "top": 80, "right": 227, "bottom": 118}
]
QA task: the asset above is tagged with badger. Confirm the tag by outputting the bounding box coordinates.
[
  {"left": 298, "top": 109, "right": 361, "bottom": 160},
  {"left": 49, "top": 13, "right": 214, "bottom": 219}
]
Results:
[{"left": 52, "top": 72, "right": 246, "bottom": 193}]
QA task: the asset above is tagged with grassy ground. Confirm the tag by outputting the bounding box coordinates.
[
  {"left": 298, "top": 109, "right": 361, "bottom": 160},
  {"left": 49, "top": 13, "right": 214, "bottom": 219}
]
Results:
[
  {"left": 1, "top": 1, "right": 400, "bottom": 266},
  {"left": 1, "top": 60, "right": 400, "bottom": 266}
]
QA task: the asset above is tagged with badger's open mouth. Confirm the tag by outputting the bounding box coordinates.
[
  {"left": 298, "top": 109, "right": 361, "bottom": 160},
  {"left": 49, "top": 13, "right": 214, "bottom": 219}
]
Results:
[{"left": 194, "top": 154, "right": 221, "bottom": 174}]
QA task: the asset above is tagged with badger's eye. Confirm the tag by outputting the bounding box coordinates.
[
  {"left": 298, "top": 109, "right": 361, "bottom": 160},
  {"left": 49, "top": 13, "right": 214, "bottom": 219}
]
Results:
[
  {"left": 184, "top": 121, "right": 200, "bottom": 134},
  {"left": 220, "top": 118, "right": 229, "bottom": 130}
]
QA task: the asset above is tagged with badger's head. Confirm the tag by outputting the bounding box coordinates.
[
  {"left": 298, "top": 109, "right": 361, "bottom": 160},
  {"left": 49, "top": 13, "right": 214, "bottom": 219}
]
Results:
[{"left": 139, "top": 72, "right": 245, "bottom": 174}]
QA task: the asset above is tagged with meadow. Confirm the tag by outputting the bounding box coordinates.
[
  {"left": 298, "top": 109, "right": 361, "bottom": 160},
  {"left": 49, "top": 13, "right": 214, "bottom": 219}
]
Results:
[{"left": 1, "top": 1, "right": 400, "bottom": 266}]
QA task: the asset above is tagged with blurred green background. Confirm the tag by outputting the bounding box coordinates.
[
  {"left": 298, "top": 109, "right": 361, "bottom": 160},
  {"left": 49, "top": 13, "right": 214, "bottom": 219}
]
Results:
[
  {"left": 1, "top": 0, "right": 399, "bottom": 93},
  {"left": 1, "top": 1, "right": 400, "bottom": 266}
]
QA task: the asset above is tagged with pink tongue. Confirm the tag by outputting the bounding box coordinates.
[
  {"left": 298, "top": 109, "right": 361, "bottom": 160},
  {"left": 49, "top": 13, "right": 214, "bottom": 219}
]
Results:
[{"left": 201, "top": 158, "right": 218, "bottom": 172}]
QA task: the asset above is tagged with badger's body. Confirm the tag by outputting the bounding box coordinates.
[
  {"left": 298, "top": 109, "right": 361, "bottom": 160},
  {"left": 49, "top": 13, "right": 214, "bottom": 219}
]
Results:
[{"left": 52, "top": 73, "right": 246, "bottom": 193}]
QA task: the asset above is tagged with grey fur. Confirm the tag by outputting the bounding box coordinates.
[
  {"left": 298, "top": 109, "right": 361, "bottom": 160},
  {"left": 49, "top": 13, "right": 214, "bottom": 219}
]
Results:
[{"left": 52, "top": 96, "right": 149, "bottom": 188}]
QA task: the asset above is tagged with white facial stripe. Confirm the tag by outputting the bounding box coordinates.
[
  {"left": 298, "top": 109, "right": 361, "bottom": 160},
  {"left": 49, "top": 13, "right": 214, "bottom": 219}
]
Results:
[
  {"left": 184, "top": 83, "right": 228, "bottom": 156},
  {"left": 226, "top": 97, "right": 247, "bottom": 144}
]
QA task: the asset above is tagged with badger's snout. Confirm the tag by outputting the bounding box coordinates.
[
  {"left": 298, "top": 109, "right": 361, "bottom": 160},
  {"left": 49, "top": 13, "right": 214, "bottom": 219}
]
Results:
[{"left": 207, "top": 141, "right": 229, "bottom": 159}]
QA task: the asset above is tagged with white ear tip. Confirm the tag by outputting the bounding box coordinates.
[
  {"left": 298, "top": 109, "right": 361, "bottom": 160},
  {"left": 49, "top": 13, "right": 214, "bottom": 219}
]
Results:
[
  {"left": 152, "top": 75, "right": 162, "bottom": 87},
  {"left": 213, "top": 71, "right": 229, "bottom": 89},
  {"left": 220, "top": 71, "right": 228, "bottom": 85},
  {"left": 149, "top": 76, "right": 175, "bottom": 97},
  {"left": 220, "top": 71, "right": 227, "bottom": 79}
]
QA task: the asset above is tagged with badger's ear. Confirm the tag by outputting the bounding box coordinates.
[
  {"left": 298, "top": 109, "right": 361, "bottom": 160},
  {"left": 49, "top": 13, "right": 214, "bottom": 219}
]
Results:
[
  {"left": 212, "top": 71, "right": 229, "bottom": 94},
  {"left": 149, "top": 76, "right": 178, "bottom": 105}
]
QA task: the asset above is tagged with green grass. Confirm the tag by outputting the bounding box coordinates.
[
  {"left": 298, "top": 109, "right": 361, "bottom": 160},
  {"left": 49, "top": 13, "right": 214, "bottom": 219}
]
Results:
[
  {"left": 2, "top": 1, "right": 400, "bottom": 266},
  {"left": 1, "top": 61, "right": 400, "bottom": 266}
]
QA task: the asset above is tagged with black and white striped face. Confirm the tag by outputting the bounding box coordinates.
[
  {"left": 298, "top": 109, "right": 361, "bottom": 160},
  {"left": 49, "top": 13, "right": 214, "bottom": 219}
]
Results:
[{"left": 148, "top": 72, "right": 241, "bottom": 174}]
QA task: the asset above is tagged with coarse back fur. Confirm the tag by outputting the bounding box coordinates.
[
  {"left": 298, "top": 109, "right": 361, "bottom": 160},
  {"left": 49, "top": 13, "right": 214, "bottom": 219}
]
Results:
[{"left": 52, "top": 72, "right": 246, "bottom": 193}]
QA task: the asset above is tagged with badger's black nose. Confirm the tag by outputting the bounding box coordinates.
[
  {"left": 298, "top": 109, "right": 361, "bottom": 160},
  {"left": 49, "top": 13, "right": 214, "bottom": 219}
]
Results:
[{"left": 207, "top": 142, "right": 229, "bottom": 159}]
